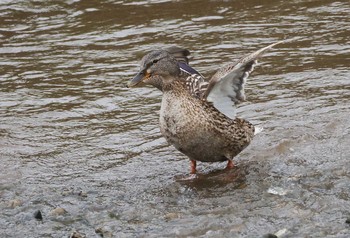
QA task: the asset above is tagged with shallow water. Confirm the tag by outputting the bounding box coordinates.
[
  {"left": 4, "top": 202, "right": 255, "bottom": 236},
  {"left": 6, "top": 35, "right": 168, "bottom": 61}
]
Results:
[{"left": 1, "top": 0, "right": 349, "bottom": 237}]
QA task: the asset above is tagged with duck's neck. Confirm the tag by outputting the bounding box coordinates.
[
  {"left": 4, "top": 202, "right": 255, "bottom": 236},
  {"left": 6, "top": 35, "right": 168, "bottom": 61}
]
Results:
[
  {"left": 148, "top": 75, "right": 184, "bottom": 92},
  {"left": 162, "top": 79, "right": 186, "bottom": 93},
  {"left": 147, "top": 75, "right": 165, "bottom": 91}
]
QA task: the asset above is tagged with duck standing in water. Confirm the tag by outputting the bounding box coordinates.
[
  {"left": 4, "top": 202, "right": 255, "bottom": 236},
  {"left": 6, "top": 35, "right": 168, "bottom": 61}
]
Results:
[{"left": 128, "top": 41, "right": 286, "bottom": 174}]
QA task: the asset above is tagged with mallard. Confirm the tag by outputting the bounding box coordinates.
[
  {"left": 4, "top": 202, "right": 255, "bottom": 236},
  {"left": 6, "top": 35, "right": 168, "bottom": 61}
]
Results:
[{"left": 128, "top": 40, "right": 286, "bottom": 174}]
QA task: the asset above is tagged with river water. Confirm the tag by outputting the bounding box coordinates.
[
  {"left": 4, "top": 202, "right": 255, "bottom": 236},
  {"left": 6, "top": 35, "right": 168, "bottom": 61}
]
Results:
[{"left": 1, "top": 0, "right": 349, "bottom": 237}]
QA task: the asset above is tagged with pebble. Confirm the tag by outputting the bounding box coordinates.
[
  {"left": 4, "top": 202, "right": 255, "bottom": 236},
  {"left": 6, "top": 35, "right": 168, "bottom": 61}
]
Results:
[
  {"left": 164, "top": 212, "right": 180, "bottom": 220},
  {"left": 78, "top": 191, "right": 88, "bottom": 197},
  {"left": 267, "top": 186, "right": 288, "bottom": 196},
  {"left": 95, "top": 227, "right": 103, "bottom": 237},
  {"left": 50, "top": 207, "right": 67, "bottom": 216},
  {"left": 61, "top": 190, "right": 71, "bottom": 196},
  {"left": 8, "top": 199, "right": 22, "bottom": 208},
  {"left": 70, "top": 231, "right": 86, "bottom": 238},
  {"left": 34, "top": 210, "right": 43, "bottom": 220},
  {"left": 275, "top": 228, "right": 288, "bottom": 236},
  {"left": 95, "top": 226, "right": 113, "bottom": 238}
]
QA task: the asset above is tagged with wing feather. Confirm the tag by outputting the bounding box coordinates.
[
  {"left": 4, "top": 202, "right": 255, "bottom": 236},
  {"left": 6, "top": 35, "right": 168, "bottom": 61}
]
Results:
[
  {"left": 185, "top": 74, "right": 209, "bottom": 98},
  {"left": 205, "top": 40, "right": 287, "bottom": 119}
]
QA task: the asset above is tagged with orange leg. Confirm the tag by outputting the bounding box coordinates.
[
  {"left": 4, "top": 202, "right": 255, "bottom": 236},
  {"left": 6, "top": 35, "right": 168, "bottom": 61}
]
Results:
[
  {"left": 226, "top": 160, "right": 234, "bottom": 169},
  {"left": 190, "top": 160, "right": 197, "bottom": 174}
]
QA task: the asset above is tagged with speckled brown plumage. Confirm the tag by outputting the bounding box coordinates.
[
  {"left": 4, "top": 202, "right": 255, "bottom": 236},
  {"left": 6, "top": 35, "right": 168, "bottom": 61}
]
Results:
[
  {"left": 159, "top": 80, "right": 255, "bottom": 164},
  {"left": 128, "top": 41, "right": 287, "bottom": 173}
]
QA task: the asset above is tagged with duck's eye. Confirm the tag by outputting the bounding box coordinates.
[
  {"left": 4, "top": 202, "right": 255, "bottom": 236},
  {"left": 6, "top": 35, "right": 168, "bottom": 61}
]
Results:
[{"left": 152, "top": 59, "right": 159, "bottom": 64}]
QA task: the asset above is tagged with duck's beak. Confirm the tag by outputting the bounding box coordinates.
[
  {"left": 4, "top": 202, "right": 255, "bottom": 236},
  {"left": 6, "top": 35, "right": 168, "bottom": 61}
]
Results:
[{"left": 128, "top": 69, "right": 146, "bottom": 87}]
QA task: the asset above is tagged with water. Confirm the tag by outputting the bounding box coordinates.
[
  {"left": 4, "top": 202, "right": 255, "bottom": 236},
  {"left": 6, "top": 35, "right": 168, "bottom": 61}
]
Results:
[{"left": 1, "top": 0, "right": 349, "bottom": 237}]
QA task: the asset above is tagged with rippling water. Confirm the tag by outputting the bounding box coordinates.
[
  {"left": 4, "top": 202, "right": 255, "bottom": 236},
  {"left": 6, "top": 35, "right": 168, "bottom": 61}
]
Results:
[{"left": 1, "top": 0, "right": 349, "bottom": 237}]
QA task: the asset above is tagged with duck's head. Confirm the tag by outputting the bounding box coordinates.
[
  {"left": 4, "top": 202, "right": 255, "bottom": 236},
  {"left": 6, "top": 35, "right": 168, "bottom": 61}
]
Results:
[{"left": 128, "top": 50, "right": 180, "bottom": 90}]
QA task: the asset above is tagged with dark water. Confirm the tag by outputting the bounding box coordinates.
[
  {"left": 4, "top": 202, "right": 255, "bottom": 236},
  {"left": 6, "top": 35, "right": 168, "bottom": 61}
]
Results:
[{"left": 1, "top": 0, "right": 349, "bottom": 237}]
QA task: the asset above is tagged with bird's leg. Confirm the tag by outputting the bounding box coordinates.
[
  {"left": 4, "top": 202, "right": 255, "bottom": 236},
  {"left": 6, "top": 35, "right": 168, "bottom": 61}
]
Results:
[
  {"left": 226, "top": 160, "right": 234, "bottom": 169},
  {"left": 190, "top": 160, "right": 197, "bottom": 174}
]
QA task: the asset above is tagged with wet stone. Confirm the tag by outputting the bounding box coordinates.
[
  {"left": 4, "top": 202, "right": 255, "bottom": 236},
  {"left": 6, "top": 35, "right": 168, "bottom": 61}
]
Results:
[
  {"left": 50, "top": 207, "right": 67, "bottom": 216},
  {"left": 267, "top": 186, "right": 288, "bottom": 196},
  {"left": 78, "top": 191, "right": 87, "bottom": 197},
  {"left": 263, "top": 234, "right": 278, "bottom": 238},
  {"left": 164, "top": 212, "right": 180, "bottom": 220},
  {"left": 275, "top": 228, "right": 288, "bottom": 236},
  {"left": 95, "top": 226, "right": 113, "bottom": 238},
  {"left": 95, "top": 227, "right": 103, "bottom": 237},
  {"left": 70, "top": 231, "right": 86, "bottom": 238},
  {"left": 34, "top": 210, "right": 43, "bottom": 220},
  {"left": 61, "top": 190, "right": 72, "bottom": 196}
]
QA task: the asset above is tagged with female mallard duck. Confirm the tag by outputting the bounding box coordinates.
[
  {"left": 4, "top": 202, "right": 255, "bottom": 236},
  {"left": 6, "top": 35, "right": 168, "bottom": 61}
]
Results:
[{"left": 128, "top": 40, "right": 286, "bottom": 174}]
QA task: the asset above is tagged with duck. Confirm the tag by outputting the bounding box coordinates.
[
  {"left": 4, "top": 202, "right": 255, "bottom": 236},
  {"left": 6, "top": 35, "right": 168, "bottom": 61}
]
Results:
[{"left": 128, "top": 40, "right": 286, "bottom": 174}]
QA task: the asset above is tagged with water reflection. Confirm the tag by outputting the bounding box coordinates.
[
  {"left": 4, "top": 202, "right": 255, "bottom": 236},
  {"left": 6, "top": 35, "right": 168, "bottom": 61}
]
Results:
[{"left": 176, "top": 165, "right": 249, "bottom": 191}]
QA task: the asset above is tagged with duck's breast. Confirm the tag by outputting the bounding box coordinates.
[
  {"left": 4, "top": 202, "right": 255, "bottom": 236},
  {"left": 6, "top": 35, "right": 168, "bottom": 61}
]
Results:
[{"left": 159, "top": 91, "right": 232, "bottom": 162}]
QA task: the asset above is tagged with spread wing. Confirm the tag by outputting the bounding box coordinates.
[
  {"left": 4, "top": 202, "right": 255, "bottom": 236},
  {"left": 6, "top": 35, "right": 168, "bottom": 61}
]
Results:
[{"left": 204, "top": 40, "right": 287, "bottom": 119}]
